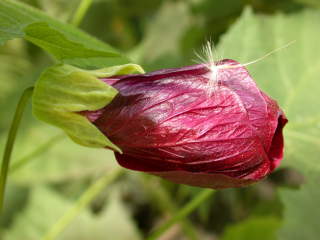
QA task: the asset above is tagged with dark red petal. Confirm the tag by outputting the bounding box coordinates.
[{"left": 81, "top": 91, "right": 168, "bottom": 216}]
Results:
[
  {"left": 259, "top": 91, "right": 288, "bottom": 169},
  {"left": 268, "top": 112, "right": 288, "bottom": 169}
]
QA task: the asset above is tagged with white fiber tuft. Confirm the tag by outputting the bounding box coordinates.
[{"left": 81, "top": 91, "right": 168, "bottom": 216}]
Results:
[
  {"left": 194, "top": 40, "right": 222, "bottom": 95},
  {"left": 193, "top": 40, "right": 296, "bottom": 96}
]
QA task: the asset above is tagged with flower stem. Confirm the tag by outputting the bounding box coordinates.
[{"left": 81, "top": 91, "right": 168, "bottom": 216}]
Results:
[
  {"left": 0, "top": 86, "right": 34, "bottom": 213},
  {"left": 42, "top": 168, "right": 124, "bottom": 240},
  {"left": 142, "top": 177, "right": 199, "bottom": 240},
  {"left": 70, "top": 0, "right": 93, "bottom": 26},
  {"left": 146, "top": 189, "right": 214, "bottom": 240}
]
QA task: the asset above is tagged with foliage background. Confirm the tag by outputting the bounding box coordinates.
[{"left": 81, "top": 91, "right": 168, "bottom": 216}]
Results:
[{"left": 0, "top": 0, "right": 319, "bottom": 239}]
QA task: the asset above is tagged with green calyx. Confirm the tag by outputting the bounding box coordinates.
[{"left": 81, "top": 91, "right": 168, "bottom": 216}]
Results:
[{"left": 32, "top": 63, "right": 144, "bottom": 152}]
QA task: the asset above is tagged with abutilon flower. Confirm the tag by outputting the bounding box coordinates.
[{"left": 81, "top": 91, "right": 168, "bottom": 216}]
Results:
[{"left": 81, "top": 59, "right": 288, "bottom": 189}]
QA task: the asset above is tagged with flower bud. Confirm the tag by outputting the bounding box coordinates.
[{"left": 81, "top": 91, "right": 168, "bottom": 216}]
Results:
[{"left": 83, "top": 59, "right": 287, "bottom": 189}]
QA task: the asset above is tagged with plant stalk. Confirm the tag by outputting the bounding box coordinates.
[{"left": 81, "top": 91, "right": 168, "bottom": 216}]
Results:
[
  {"left": 146, "top": 189, "right": 214, "bottom": 240},
  {"left": 70, "top": 0, "right": 93, "bottom": 26},
  {"left": 0, "top": 86, "right": 34, "bottom": 213},
  {"left": 42, "top": 168, "right": 124, "bottom": 240}
]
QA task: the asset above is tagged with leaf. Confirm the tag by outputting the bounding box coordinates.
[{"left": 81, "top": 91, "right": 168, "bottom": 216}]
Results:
[
  {"left": 130, "top": 1, "right": 192, "bottom": 70},
  {"left": 3, "top": 186, "right": 141, "bottom": 240},
  {"left": 2, "top": 122, "right": 117, "bottom": 184},
  {"left": 0, "top": 39, "right": 31, "bottom": 103},
  {"left": 32, "top": 63, "right": 143, "bottom": 151},
  {"left": 24, "top": 22, "right": 119, "bottom": 62},
  {"left": 278, "top": 173, "right": 320, "bottom": 240},
  {"left": 221, "top": 216, "right": 281, "bottom": 240},
  {"left": 3, "top": 187, "right": 71, "bottom": 240},
  {"left": 217, "top": 8, "right": 320, "bottom": 240},
  {"left": 0, "top": 0, "right": 129, "bottom": 68},
  {"left": 33, "top": 64, "right": 118, "bottom": 151},
  {"left": 61, "top": 190, "right": 142, "bottom": 240},
  {"left": 0, "top": 109, "right": 112, "bottom": 211},
  {"left": 37, "top": 0, "right": 79, "bottom": 22},
  {"left": 294, "top": 0, "right": 320, "bottom": 8}
]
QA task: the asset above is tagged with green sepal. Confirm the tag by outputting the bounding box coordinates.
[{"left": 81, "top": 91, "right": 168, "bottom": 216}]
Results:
[{"left": 32, "top": 63, "right": 144, "bottom": 152}]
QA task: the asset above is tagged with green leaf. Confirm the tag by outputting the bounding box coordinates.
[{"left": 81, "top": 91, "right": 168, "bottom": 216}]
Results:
[
  {"left": 32, "top": 63, "right": 143, "bottom": 152},
  {"left": 0, "top": 109, "right": 115, "bottom": 184},
  {"left": 3, "top": 186, "right": 141, "bottom": 240},
  {"left": 5, "top": 123, "right": 117, "bottom": 184},
  {"left": 24, "top": 22, "right": 119, "bottom": 64},
  {"left": 278, "top": 173, "right": 320, "bottom": 240},
  {"left": 0, "top": 0, "right": 129, "bottom": 68},
  {"left": 0, "top": 39, "right": 32, "bottom": 103},
  {"left": 218, "top": 8, "right": 320, "bottom": 240},
  {"left": 3, "top": 187, "right": 70, "bottom": 240},
  {"left": 221, "top": 217, "right": 281, "bottom": 240},
  {"left": 130, "top": 1, "right": 192, "bottom": 70},
  {"left": 60, "top": 189, "right": 142, "bottom": 240},
  {"left": 294, "top": 0, "right": 320, "bottom": 8}
]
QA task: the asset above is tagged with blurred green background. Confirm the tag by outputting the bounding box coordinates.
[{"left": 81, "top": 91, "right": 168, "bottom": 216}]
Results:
[{"left": 1, "top": 0, "right": 320, "bottom": 239}]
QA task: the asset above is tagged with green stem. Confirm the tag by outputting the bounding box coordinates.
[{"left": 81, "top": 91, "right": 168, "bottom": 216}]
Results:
[
  {"left": 9, "top": 134, "right": 64, "bottom": 174},
  {"left": 70, "top": 0, "right": 93, "bottom": 26},
  {"left": 146, "top": 189, "right": 214, "bottom": 240},
  {"left": 142, "top": 177, "right": 199, "bottom": 240},
  {"left": 42, "top": 168, "right": 124, "bottom": 240},
  {"left": 0, "top": 86, "right": 34, "bottom": 213}
]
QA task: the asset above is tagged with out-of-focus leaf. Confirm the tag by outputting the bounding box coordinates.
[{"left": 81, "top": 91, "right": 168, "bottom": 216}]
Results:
[
  {"left": 0, "top": 0, "right": 129, "bottom": 68},
  {"left": 39, "top": 0, "right": 79, "bottom": 22},
  {"left": 2, "top": 122, "right": 117, "bottom": 184},
  {"left": 192, "top": 0, "right": 243, "bottom": 19},
  {"left": 221, "top": 216, "right": 281, "bottom": 240},
  {"left": 3, "top": 187, "right": 71, "bottom": 240},
  {"left": 218, "top": 8, "right": 320, "bottom": 240},
  {"left": 61, "top": 189, "right": 142, "bottom": 240},
  {"left": 278, "top": 172, "right": 320, "bottom": 240},
  {"left": 3, "top": 186, "right": 141, "bottom": 240},
  {"left": 294, "top": 0, "right": 320, "bottom": 8},
  {"left": 130, "top": 1, "right": 192, "bottom": 70},
  {"left": 0, "top": 183, "right": 28, "bottom": 228},
  {"left": 0, "top": 39, "right": 31, "bottom": 102}
]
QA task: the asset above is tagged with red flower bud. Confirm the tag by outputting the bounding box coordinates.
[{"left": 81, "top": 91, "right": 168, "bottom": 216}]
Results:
[{"left": 83, "top": 59, "right": 287, "bottom": 189}]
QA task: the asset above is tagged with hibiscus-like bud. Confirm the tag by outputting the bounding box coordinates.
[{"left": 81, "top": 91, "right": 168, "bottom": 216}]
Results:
[{"left": 83, "top": 59, "right": 287, "bottom": 189}]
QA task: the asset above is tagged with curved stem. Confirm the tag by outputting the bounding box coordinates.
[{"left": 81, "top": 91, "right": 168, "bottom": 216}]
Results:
[
  {"left": 146, "top": 189, "right": 214, "bottom": 240},
  {"left": 70, "top": 0, "right": 93, "bottom": 26},
  {"left": 42, "top": 168, "right": 124, "bottom": 240},
  {"left": 0, "top": 86, "right": 34, "bottom": 213}
]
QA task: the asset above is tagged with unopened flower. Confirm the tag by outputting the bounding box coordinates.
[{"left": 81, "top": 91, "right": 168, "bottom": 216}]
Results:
[{"left": 82, "top": 59, "right": 287, "bottom": 189}]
